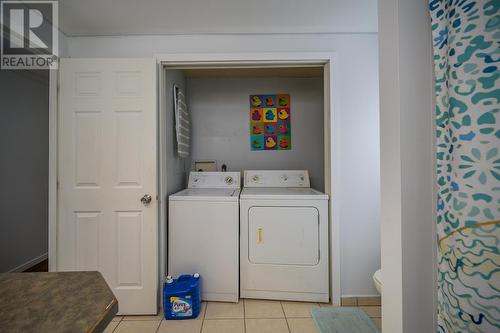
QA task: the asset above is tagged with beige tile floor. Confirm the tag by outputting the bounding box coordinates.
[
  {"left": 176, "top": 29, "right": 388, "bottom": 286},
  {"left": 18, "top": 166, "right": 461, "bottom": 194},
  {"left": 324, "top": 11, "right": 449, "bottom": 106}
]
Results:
[{"left": 106, "top": 299, "right": 382, "bottom": 333}]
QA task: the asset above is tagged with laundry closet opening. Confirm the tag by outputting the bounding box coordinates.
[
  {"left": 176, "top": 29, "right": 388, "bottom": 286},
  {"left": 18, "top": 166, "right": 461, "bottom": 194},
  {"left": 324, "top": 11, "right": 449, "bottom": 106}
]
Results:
[
  {"left": 159, "top": 63, "right": 333, "bottom": 302},
  {"left": 163, "top": 66, "right": 325, "bottom": 189}
]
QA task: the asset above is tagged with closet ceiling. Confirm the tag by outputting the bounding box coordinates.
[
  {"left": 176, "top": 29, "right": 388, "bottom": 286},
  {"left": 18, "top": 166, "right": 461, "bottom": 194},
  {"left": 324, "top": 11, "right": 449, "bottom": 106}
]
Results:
[
  {"left": 58, "top": 0, "right": 378, "bottom": 36},
  {"left": 182, "top": 67, "right": 324, "bottom": 78}
]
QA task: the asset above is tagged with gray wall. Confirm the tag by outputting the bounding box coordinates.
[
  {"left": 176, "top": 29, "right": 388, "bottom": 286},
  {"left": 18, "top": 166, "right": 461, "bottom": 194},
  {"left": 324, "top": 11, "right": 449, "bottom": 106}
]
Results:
[
  {"left": 60, "top": 0, "right": 381, "bottom": 296},
  {"left": 187, "top": 76, "right": 325, "bottom": 191},
  {"left": 163, "top": 69, "right": 190, "bottom": 279},
  {"left": 165, "top": 69, "right": 190, "bottom": 194},
  {"left": 0, "top": 70, "right": 49, "bottom": 272},
  {"left": 65, "top": 33, "right": 380, "bottom": 296},
  {"left": 59, "top": 0, "right": 377, "bottom": 36},
  {"left": 379, "top": 0, "right": 436, "bottom": 331}
]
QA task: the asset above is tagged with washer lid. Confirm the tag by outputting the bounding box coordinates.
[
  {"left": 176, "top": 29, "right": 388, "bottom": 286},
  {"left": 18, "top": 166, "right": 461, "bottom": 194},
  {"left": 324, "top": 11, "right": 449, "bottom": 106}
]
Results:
[
  {"left": 240, "top": 187, "right": 328, "bottom": 200},
  {"left": 169, "top": 188, "right": 241, "bottom": 201}
]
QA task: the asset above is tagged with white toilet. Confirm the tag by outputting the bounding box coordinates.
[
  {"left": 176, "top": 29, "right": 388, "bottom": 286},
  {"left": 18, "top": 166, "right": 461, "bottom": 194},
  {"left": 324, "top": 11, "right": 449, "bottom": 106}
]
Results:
[{"left": 373, "top": 269, "right": 382, "bottom": 294}]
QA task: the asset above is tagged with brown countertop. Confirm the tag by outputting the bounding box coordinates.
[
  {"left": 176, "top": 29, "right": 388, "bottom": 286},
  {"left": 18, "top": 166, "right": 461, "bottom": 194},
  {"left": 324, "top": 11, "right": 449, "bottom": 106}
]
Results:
[{"left": 0, "top": 271, "right": 118, "bottom": 333}]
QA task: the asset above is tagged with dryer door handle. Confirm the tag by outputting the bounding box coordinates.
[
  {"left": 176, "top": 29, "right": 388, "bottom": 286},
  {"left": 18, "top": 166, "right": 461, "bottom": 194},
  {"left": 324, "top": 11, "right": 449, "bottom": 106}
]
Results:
[{"left": 257, "top": 227, "right": 263, "bottom": 244}]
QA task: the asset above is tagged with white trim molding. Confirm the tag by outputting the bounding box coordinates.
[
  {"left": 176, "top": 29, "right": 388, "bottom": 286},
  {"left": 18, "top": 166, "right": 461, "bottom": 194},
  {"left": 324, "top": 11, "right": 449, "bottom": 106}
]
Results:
[
  {"left": 48, "top": 68, "right": 58, "bottom": 272},
  {"left": 9, "top": 253, "right": 48, "bottom": 272},
  {"left": 156, "top": 52, "right": 341, "bottom": 305}
]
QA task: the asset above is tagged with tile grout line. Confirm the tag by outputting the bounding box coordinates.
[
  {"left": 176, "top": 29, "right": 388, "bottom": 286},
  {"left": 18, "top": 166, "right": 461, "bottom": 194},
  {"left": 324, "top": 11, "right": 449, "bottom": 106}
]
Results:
[
  {"left": 200, "top": 301, "right": 208, "bottom": 333},
  {"left": 204, "top": 318, "right": 248, "bottom": 321},
  {"left": 243, "top": 299, "right": 247, "bottom": 333},
  {"left": 154, "top": 318, "right": 162, "bottom": 333},
  {"left": 111, "top": 315, "right": 123, "bottom": 333},
  {"left": 156, "top": 306, "right": 163, "bottom": 333},
  {"left": 111, "top": 320, "right": 119, "bottom": 333},
  {"left": 280, "top": 301, "right": 292, "bottom": 333}
]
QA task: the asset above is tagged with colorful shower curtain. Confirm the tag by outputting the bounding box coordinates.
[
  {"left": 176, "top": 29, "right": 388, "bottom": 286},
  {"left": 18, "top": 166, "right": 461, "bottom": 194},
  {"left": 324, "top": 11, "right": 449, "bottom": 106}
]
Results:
[{"left": 429, "top": 0, "right": 499, "bottom": 332}]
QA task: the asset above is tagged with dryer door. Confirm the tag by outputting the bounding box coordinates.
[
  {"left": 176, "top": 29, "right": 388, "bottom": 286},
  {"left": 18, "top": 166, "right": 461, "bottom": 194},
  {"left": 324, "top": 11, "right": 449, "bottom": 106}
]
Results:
[{"left": 248, "top": 206, "right": 319, "bottom": 266}]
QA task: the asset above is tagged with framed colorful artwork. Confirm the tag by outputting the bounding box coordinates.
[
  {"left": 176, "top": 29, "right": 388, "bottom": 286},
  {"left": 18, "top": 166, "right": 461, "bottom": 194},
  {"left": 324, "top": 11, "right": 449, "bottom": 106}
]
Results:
[{"left": 249, "top": 94, "right": 291, "bottom": 151}]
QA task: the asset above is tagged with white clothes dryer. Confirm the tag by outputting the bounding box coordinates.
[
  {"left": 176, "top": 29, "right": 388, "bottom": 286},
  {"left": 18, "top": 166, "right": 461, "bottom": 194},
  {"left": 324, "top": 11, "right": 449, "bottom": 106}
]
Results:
[{"left": 240, "top": 170, "right": 329, "bottom": 302}]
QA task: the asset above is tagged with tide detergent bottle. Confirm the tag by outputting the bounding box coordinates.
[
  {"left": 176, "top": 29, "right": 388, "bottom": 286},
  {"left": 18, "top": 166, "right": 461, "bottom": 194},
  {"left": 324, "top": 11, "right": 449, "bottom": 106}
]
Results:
[{"left": 163, "top": 274, "right": 202, "bottom": 319}]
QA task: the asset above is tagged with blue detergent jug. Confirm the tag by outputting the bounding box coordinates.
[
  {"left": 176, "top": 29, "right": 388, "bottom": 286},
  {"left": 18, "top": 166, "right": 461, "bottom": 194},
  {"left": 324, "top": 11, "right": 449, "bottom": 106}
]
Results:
[{"left": 163, "top": 274, "right": 201, "bottom": 320}]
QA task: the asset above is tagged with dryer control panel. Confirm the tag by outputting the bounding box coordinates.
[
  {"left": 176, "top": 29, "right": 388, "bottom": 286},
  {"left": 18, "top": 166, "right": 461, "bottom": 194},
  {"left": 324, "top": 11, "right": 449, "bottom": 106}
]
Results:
[
  {"left": 188, "top": 172, "right": 241, "bottom": 189},
  {"left": 244, "top": 170, "right": 310, "bottom": 188}
]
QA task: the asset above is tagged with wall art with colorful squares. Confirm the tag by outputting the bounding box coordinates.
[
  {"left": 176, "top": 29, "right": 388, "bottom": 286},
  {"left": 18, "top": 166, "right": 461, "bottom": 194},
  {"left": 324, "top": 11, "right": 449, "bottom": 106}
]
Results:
[{"left": 249, "top": 94, "right": 291, "bottom": 151}]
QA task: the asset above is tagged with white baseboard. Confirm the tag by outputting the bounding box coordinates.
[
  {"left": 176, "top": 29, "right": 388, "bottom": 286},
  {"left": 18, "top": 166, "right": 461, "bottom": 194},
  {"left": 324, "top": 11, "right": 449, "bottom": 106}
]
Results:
[{"left": 9, "top": 253, "right": 48, "bottom": 272}]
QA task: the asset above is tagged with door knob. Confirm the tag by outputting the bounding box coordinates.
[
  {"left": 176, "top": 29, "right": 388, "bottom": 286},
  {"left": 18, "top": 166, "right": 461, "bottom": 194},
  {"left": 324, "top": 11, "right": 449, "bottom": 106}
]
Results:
[{"left": 141, "top": 194, "right": 152, "bottom": 205}]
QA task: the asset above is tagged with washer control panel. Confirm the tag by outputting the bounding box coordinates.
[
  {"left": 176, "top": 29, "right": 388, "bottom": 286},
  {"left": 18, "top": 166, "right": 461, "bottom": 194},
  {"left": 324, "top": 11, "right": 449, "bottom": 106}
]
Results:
[
  {"left": 244, "top": 170, "right": 310, "bottom": 188},
  {"left": 188, "top": 172, "right": 241, "bottom": 189}
]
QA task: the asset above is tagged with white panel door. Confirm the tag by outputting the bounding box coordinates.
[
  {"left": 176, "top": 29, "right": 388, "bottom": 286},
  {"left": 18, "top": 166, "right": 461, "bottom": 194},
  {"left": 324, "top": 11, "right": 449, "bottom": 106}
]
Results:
[
  {"left": 57, "top": 58, "right": 157, "bottom": 315},
  {"left": 248, "top": 206, "right": 319, "bottom": 265}
]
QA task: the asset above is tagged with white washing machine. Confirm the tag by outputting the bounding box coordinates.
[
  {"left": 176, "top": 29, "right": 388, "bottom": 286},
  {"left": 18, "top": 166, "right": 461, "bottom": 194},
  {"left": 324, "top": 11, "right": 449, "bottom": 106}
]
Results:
[
  {"left": 240, "top": 170, "right": 329, "bottom": 302},
  {"left": 169, "top": 172, "right": 240, "bottom": 302}
]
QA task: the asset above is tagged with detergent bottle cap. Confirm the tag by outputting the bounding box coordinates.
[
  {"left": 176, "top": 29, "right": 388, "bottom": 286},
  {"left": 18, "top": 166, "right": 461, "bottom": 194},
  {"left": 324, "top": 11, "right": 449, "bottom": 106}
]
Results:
[
  {"left": 193, "top": 273, "right": 200, "bottom": 278},
  {"left": 166, "top": 275, "right": 173, "bottom": 284}
]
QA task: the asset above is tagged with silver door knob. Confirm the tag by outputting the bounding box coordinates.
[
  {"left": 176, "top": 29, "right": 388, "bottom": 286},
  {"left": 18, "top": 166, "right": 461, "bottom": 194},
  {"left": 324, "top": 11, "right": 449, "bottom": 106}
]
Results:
[{"left": 141, "top": 194, "right": 152, "bottom": 205}]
